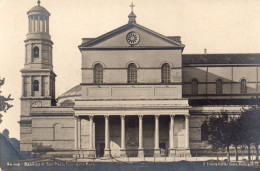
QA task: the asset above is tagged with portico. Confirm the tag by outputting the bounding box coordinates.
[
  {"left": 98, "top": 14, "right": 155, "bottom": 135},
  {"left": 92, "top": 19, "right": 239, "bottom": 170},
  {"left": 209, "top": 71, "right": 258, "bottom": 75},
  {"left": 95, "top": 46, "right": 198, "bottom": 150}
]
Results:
[
  {"left": 73, "top": 99, "right": 191, "bottom": 158},
  {"left": 70, "top": 3, "right": 190, "bottom": 158}
]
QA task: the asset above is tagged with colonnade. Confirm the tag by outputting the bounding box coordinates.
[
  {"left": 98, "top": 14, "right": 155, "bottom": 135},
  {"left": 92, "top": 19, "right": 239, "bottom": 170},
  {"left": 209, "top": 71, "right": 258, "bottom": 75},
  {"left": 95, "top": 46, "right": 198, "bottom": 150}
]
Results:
[
  {"left": 28, "top": 15, "right": 49, "bottom": 33},
  {"left": 74, "top": 115, "right": 190, "bottom": 157}
]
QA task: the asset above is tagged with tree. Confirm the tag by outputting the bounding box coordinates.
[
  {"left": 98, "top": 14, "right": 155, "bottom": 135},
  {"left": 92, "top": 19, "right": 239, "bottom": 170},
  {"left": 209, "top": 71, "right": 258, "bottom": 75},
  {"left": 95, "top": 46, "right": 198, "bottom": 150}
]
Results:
[
  {"left": 229, "top": 116, "right": 242, "bottom": 161},
  {"left": 240, "top": 105, "right": 260, "bottom": 161},
  {"left": 206, "top": 111, "right": 232, "bottom": 162},
  {"left": 0, "top": 78, "right": 13, "bottom": 123}
]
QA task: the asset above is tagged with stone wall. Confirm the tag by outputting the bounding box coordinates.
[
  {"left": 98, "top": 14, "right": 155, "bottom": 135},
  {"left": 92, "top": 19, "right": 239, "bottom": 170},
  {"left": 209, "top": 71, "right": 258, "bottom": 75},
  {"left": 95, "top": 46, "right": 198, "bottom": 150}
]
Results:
[
  {"left": 189, "top": 106, "right": 244, "bottom": 154},
  {"left": 80, "top": 85, "right": 182, "bottom": 99},
  {"left": 81, "top": 48, "right": 182, "bottom": 84},
  {"left": 20, "top": 122, "right": 32, "bottom": 151},
  {"left": 31, "top": 116, "right": 74, "bottom": 151}
]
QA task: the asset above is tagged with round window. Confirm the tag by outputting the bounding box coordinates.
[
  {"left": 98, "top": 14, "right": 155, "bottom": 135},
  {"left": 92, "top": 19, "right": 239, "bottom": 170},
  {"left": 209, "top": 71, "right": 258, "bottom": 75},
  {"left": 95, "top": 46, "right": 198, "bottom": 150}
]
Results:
[{"left": 126, "top": 31, "right": 140, "bottom": 45}]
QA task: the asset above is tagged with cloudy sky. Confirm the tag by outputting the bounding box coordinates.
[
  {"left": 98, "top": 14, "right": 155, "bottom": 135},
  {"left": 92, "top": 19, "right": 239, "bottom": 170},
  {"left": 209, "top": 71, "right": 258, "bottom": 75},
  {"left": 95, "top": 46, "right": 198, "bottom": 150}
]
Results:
[{"left": 0, "top": 0, "right": 260, "bottom": 139}]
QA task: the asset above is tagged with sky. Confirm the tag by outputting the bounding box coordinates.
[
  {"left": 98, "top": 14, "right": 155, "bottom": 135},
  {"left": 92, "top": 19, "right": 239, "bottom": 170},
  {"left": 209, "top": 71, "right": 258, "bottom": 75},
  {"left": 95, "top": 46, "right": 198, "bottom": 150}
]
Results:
[{"left": 0, "top": 0, "right": 260, "bottom": 140}]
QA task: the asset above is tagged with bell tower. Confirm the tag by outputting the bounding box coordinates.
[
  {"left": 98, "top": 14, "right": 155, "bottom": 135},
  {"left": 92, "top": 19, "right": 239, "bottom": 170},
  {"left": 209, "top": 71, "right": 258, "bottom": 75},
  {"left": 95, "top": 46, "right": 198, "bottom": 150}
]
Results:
[{"left": 20, "top": 0, "right": 56, "bottom": 151}]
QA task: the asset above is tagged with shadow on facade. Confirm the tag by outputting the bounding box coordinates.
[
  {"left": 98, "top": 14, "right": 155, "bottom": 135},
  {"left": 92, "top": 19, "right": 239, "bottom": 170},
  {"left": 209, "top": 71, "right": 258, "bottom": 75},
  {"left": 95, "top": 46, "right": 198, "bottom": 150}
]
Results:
[{"left": 183, "top": 67, "right": 260, "bottom": 105}]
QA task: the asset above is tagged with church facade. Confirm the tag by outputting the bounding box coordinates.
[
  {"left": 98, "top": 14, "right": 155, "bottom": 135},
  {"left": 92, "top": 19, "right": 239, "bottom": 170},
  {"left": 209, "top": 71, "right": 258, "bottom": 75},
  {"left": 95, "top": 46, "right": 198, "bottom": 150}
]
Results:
[{"left": 20, "top": 2, "right": 260, "bottom": 158}]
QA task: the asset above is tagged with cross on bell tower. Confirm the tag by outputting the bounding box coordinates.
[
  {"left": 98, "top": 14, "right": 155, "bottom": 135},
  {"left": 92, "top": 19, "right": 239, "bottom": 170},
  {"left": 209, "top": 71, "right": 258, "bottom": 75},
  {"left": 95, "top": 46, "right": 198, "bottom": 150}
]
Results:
[
  {"left": 130, "top": 2, "right": 135, "bottom": 12},
  {"left": 128, "top": 2, "right": 136, "bottom": 23}
]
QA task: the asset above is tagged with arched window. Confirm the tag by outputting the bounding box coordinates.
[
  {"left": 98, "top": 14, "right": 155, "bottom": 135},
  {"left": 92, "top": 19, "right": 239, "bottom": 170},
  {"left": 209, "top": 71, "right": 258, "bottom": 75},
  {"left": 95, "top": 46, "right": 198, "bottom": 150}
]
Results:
[
  {"left": 191, "top": 79, "right": 198, "bottom": 95},
  {"left": 127, "top": 63, "right": 137, "bottom": 83},
  {"left": 33, "top": 47, "right": 39, "bottom": 58},
  {"left": 161, "top": 63, "right": 171, "bottom": 83},
  {"left": 93, "top": 63, "right": 103, "bottom": 83},
  {"left": 201, "top": 122, "right": 208, "bottom": 141},
  {"left": 216, "top": 79, "right": 223, "bottom": 94},
  {"left": 53, "top": 123, "right": 62, "bottom": 140},
  {"left": 33, "top": 80, "right": 39, "bottom": 91},
  {"left": 240, "top": 79, "right": 247, "bottom": 94}
]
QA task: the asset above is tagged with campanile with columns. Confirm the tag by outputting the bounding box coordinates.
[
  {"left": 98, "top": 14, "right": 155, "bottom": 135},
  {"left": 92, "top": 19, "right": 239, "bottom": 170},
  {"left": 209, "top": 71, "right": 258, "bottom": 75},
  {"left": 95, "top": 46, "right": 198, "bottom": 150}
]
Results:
[{"left": 20, "top": 0, "right": 56, "bottom": 151}]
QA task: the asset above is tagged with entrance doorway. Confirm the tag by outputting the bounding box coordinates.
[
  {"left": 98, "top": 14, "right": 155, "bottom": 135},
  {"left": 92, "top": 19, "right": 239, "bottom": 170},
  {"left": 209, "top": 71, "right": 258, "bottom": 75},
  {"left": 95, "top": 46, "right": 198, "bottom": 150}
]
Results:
[
  {"left": 99, "top": 143, "right": 105, "bottom": 157},
  {"left": 159, "top": 143, "right": 166, "bottom": 156}
]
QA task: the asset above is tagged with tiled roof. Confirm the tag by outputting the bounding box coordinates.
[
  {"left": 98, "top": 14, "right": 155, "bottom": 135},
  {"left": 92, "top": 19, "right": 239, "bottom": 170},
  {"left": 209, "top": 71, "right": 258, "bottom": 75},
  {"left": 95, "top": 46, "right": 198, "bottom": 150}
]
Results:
[
  {"left": 182, "top": 53, "right": 260, "bottom": 64},
  {"left": 57, "top": 85, "right": 81, "bottom": 100}
]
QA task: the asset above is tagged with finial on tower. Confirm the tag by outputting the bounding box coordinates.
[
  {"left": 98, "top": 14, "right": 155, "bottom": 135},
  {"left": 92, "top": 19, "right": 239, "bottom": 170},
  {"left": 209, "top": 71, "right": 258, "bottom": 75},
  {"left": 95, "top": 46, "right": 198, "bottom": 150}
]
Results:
[
  {"left": 130, "top": 2, "right": 135, "bottom": 13},
  {"left": 128, "top": 2, "right": 136, "bottom": 24},
  {"left": 37, "top": 0, "right": 41, "bottom": 6}
]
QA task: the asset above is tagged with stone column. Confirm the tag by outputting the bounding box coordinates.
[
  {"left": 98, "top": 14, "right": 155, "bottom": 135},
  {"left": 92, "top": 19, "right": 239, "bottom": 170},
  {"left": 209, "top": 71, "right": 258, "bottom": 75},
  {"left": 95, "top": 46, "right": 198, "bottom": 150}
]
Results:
[
  {"left": 28, "top": 16, "right": 31, "bottom": 32},
  {"left": 89, "top": 115, "right": 95, "bottom": 157},
  {"left": 74, "top": 116, "right": 78, "bottom": 150},
  {"left": 185, "top": 115, "right": 190, "bottom": 149},
  {"left": 138, "top": 115, "right": 144, "bottom": 157},
  {"left": 77, "top": 117, "right": 81, "bottom": 149},
  {"left": 48, "top": 76, "right": 51, "bottom": 97},
  {"left": 22, "top": 77, "right": 25, "bottom": 97},
  {"left": 39, "top": 76, "right": 43, "bottom": 96},
  {"left": 169, "top": 115, "right": 176, "bottom": 157},
  {"left": 44, "top": 18, "right": 47, "bottom": 32},
  {"left": 46, "top": 19, "right": 49, "bottom": 33},
  {"left": 37, "top": 15, "right": 40, "bottom": 32},
  {"left": 33, "top": 15, "right": 35, "bottom": 32},
  {"left": 89, "top": 115, "right": 94, "bottom": 149},
  {"left": 30, "top": 76, "right": 33, "bottom": 96},
  {"left": 154, "top": 115, "right": 160, "bottom": 157},
  {"left": 53, "top": 78, "right": 56, "bottom": 98},
  {"left": 31, "top": 16, "right": 33, "bottom": 32},
  {"left": 185, "top": 115, "right": 191, "bottom": 157},
  {"left": 93, "top": 121, "right": 95, "bottom": 149},
  {"left": 120, "top": 115, "right": 126, "bottom": 157},
  {"left": 42, "top": 17, "right": 45, "bottom": 33},
  {"left": 104, "top": 115, "right": 110, "bottom": 157}
]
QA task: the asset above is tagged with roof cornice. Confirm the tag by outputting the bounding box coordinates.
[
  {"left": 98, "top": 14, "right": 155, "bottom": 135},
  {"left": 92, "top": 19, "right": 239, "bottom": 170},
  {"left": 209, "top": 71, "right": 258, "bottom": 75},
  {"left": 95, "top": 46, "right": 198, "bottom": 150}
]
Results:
[{"left": 78, "top": 22, "right": 184, "bottom": 49}]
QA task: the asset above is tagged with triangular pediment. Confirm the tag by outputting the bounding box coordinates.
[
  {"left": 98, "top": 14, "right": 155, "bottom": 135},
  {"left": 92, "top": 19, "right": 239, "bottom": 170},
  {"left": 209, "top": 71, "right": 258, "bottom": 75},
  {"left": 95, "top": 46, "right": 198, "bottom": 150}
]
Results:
[{"left": 79, "top": 23, "right": 184, "bottom": 49}]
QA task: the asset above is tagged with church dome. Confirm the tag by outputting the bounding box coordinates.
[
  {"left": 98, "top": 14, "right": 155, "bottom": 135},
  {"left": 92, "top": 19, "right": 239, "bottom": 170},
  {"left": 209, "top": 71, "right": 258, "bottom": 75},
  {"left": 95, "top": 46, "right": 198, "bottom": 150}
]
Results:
[
  {"left": 27, "top": 1, "right": 50, "bottom": 16},
  {"left": 27, "top": 6, "right": 50, "bottom": 14}
]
